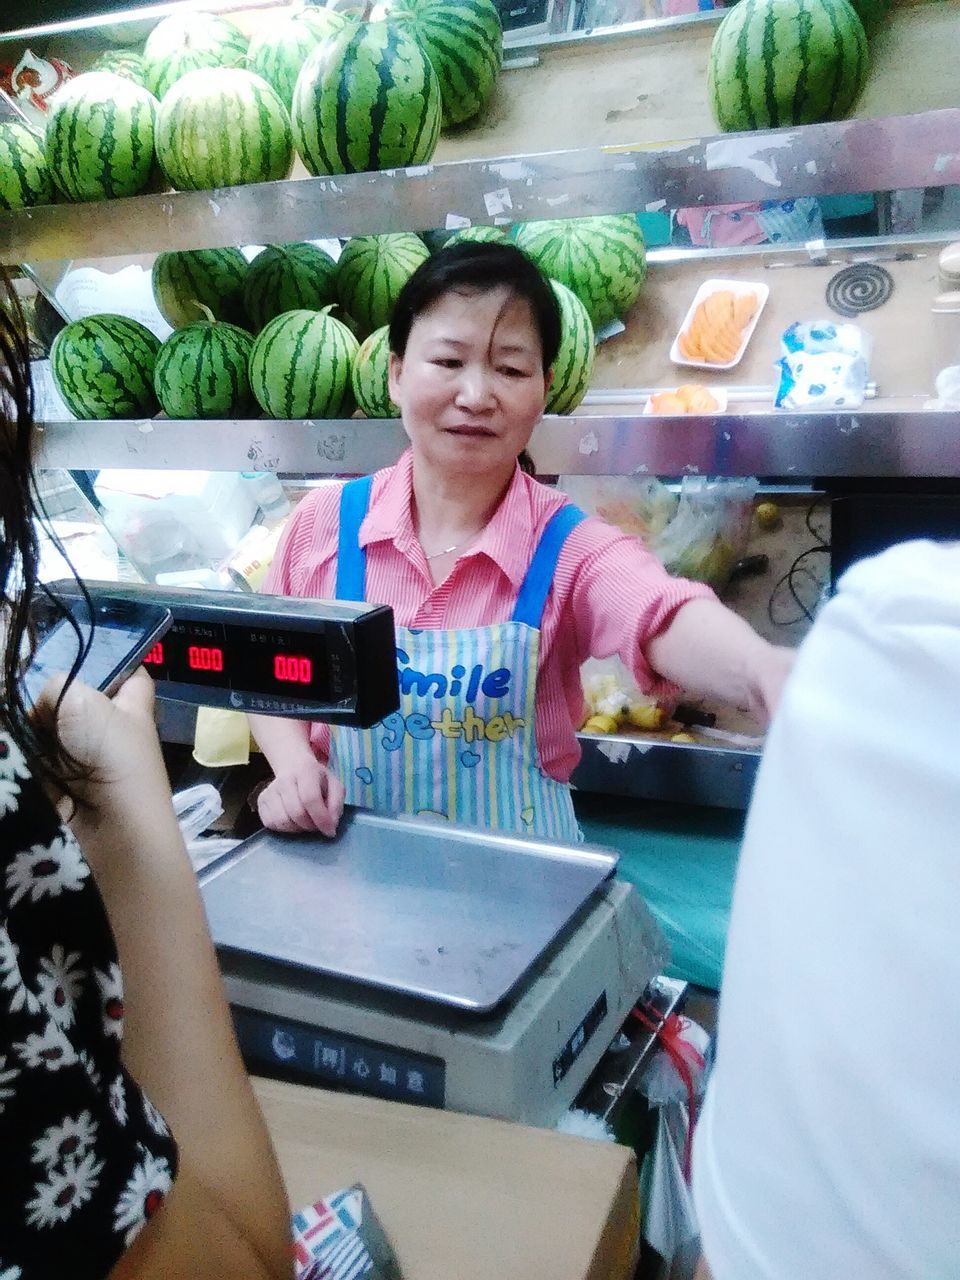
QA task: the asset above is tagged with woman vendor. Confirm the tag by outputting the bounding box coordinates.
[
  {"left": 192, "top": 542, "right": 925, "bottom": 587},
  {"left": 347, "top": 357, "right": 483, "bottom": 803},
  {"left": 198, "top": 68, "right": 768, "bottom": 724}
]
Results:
[{"left": 250, "top": 243, "right": 793, "bottom": 841}]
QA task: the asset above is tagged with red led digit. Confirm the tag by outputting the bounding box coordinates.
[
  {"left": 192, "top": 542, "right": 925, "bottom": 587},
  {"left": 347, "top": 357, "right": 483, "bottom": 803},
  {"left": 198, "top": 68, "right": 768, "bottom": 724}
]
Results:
[
  {"left": 188, "top": 645, "right": 224, "bottom": 673},
  {"left": 273, "top": 654, "right": 312, "bottom": 685},
  {"left": 143, "top": 642, "right": 164, "bottom": 666}
]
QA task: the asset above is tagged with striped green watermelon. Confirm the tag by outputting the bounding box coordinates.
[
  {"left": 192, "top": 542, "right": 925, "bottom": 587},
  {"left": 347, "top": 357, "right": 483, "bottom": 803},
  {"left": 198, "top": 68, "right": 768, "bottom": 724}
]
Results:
[
  {"left": 444, "top": 224, "right": 508, "bottom": 247},
  {"left": 50, "top": 315, "right": 160, "bottom": 420},
  {"left": 351, "top": 325, "right": 398, "bottom": 417},
  {"left": 45, "top": 72, "right": 159, "bottom": 203},
  {"left": 154, "top": 318, "right": 255, "bottom": 418},
  {"left": 143, "top": 12, "right": 249, "bottom": 101},
  {"left": 250, "top": 308, "right": 359, "bottom": 418},
  {"left": 291, "top": 21, "right": 441, "bottom": 176},
  {"left": 708, "top": 0, "right": 869, "bottom": 132},
  {"left": 152, "top": 247, "right": 250, "bottom": 330},
  {"left": 546, "top": 281, "right": 594, "bottom": 415},
  {"left": 247, "top": 6, "right": 355, "bottom": 111},
  {"left": 337, "top": 233, "right": 430, "bottom": 336},
  {"left": 513, "top": 216, "right": 646, "bottom": 332},
  {"left": 372, "top": 0, "right": 502, "bottom": 127},
  {"left": 0, "top": 122, "right": 53, "bottom": 210},
  {"left": 91, "top": 51, "right": 148, "bottom": 86},
  {"left": 243, "top": 243, "right": 339, "bottom": 331},
  {"left": 848, "top": 0, "right": 890, "bottom": 35},
  {"left": 156, "top": 68, "right": 293, "bottom": 192}
]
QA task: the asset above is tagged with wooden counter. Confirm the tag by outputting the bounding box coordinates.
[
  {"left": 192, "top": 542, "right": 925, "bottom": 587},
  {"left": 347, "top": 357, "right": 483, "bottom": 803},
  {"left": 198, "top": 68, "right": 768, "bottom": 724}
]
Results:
[{"left": 589, "top": 242, "right": 947, "bottom": 402}]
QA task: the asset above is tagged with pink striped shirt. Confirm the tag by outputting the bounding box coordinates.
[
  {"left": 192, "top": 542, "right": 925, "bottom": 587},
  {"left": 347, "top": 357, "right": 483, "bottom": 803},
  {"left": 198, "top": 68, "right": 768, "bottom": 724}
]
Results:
[{"left": 264, "top": 451, "right": 714, "bottom": 782}]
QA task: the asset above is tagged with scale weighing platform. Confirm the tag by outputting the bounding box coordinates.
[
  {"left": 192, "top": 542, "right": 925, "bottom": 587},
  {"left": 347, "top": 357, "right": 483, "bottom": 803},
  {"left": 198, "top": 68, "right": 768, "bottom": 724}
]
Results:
[{"left": 200, "top": 810, "right": 667, "bottom": 1127}]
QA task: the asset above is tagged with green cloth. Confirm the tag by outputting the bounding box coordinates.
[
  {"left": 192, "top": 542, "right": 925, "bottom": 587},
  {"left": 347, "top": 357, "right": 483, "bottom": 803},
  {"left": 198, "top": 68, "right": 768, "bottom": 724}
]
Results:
[{"left": 574, "top": 793, "right": 745, "bottom": 991}]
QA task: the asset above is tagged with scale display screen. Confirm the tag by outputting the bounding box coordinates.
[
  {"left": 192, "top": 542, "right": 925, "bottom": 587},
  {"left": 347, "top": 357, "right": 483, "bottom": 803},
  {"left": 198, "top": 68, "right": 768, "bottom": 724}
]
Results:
[
  {"left": 140, "top": 619, "right": 328, "bottom": 699},
  {"left": 43, "top": 580, "right": 399, "bottom": 728}
]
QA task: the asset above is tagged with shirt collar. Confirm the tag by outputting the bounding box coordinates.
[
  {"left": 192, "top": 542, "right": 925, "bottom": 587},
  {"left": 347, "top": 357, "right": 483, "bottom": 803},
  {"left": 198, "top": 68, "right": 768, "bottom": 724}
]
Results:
[{"left": 359, "top": 449, "right": 536, "bottom": 590}]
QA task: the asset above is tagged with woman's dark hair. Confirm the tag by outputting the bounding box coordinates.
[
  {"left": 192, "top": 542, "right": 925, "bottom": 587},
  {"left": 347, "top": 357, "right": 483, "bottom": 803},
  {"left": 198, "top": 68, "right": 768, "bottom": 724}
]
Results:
[
  {"left": 389, "top": 240, "right": 563, "bottom": 372},
  {"left": 0, "top": 270, "right": 86, "bottom": 792}
]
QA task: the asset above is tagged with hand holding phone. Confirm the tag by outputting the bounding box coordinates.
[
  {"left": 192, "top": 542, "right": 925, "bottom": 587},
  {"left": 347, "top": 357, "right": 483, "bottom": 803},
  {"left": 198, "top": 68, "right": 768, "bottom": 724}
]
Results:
[{"left": 24, "top": 594, "right": 173, "bottom": 707}]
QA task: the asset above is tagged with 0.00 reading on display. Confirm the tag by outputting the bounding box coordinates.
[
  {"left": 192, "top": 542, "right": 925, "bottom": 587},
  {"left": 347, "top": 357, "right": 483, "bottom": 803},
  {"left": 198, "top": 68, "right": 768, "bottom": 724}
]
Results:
[{"left": 141, "top": 623, "right": 322, "bottom": 697}]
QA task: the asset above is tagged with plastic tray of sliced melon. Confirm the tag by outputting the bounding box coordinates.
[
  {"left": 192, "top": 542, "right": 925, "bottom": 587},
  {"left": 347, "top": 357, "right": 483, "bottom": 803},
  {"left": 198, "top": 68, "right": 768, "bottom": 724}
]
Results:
[
  {"left": 643, "top": 385, "right": 728, "bottom": 415},
  {"left": 670, "top": 279, "right": 770, "bottom": 371}
]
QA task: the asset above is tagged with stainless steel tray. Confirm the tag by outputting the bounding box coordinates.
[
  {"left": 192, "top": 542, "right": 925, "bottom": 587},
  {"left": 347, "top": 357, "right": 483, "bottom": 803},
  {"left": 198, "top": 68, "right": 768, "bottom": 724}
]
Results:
[{"left": 200, "top": 809, "right": 618, "bottom": 1013}]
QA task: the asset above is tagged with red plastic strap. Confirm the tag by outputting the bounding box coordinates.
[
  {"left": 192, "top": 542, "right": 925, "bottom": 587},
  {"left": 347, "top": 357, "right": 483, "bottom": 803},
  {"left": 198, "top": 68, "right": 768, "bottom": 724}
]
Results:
[{"left": 631, "top": 1007, "right": 704, "bottom": 1182}]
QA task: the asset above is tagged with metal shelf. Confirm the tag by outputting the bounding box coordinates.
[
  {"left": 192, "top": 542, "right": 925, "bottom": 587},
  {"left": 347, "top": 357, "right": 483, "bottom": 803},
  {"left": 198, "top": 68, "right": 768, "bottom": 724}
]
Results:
[
  {"left": 3, "top": 109, "right": 959, "bottom": 263},
  {"left": 157, "top": 700, "right": 757, "bottom": 810},
  {"left": 572, "top": 734, "right": 758, "bottom": 811},
  {"left": 35, "top": 410, "right": 960, "bottom": 480}
]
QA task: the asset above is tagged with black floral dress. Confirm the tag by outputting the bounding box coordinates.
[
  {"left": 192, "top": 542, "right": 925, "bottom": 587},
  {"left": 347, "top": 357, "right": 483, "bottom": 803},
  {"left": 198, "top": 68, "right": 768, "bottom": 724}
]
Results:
[{"left": 0, "top": 728, "right": 179, "bottom": 1279}]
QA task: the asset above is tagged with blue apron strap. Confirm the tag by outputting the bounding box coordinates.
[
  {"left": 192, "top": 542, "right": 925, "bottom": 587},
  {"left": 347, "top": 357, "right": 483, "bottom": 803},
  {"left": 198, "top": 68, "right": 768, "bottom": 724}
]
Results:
[
  {"left": 511, "top": 503, "right": 587, "bottom": 627},
  {"left": 334, "top": 475, "right": 374, "bottom": 601}
]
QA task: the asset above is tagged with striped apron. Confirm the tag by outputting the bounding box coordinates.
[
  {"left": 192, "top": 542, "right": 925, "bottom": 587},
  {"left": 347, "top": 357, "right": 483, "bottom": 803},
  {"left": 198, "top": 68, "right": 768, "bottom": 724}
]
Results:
[{"left": 328, "top": 475, "right": 586, "bottom": 843}]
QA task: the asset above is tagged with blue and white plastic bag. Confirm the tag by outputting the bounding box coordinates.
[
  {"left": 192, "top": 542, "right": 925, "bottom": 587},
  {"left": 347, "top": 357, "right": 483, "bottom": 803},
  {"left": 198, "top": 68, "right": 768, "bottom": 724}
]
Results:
[{"left": 775, "top": 320, "right": 872, "bottom": 409}]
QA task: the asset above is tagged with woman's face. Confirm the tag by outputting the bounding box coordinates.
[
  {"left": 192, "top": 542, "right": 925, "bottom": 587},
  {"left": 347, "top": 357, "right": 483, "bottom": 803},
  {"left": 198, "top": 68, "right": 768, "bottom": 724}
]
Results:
[{"left": 388, "top": 285, "right": 550, "bottom": 479}]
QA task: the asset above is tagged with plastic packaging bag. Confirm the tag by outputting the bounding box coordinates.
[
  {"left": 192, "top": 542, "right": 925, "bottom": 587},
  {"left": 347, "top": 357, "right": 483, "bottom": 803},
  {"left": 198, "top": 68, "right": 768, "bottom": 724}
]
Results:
[
  {"left": 775, "top": 319, "right": 872, "bottom": 409},
  {"left": 637, "top": 1015, "right": 710, "bottom": 1280},
  {"left": 172, "top": 783, "right": 224, "bottom": 845},
  {"left": 558, "top": 474, "right": 678, "bottom": 542},
  {"left": 651, "top": 476, "right": 759, "bottom": 592},
  {"left": 925, "top": 364, "right": 960, "bottom": 409}
]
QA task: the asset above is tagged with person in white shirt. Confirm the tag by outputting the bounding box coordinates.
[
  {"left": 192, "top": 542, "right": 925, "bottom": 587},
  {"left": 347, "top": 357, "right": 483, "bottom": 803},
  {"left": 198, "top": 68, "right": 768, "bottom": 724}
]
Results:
[{"left": 693, "top": 539, "right": 960, "bottom": 1280}]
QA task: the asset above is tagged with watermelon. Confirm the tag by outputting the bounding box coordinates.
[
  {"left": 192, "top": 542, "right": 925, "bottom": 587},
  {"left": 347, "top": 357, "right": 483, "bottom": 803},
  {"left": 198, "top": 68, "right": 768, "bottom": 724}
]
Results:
[
  {"left": 45, "top": 73, "right": 159, "bottom": 203},
  {"left": 154, "top": 318, "right": 255, "bottom": 418},
  {"left": 351, "top": 325, "right": 398, "bottom": 417},
  {"left": 50, "top": 315, "right": 160, "bottom": 420},
  {"left": 848, "top": 0, "right": 890, "bottom": 35},
  {"left": 156, "top": 68, "right": 293, "bottom": 192},
  {"left": 373, "top": 0, "right": 502, "bottom": 127},
  {"left": 512, "top": 215, "right": 647, "bottom": 332},
  {"left": 0, "top": 122, "right": 53, "bottom": 210},
  {"left": 291, "top": 21, "right": 441, "bottom": 176},
  {"left": 250, "top": 308, "right": 358, "bottom": 418},
  {"left": 90, "top": 51, "right": 148, "bottom": 86},
  {"left": 337, "top": 233, "right": 430, "bottom": 336},
  {"left": 246, "top": 6, "right": 355, "bottom": 111},
  {"left": 444, "top": 224, "right": 508, "bottom": 247},
  {"left": 545, "top": 281, "right": 594, "bottom": 415},
  {"left": 708, "top": 0, "right": 869, "bottom": 132},
  {"left": 143, "top": 11, "right": 249, "bottom": 100},
  {"left": 243, "top": 243, "right": 339, "bottom": 332},
  {"left": 152, "top": 247, "right": 250, "bottom": 330}
]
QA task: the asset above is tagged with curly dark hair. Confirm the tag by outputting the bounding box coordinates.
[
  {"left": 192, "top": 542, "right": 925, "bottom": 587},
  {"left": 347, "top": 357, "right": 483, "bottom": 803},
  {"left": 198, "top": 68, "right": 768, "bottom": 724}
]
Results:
[{"left": 0, "top": 269, "right": 88, "bottom": 790}]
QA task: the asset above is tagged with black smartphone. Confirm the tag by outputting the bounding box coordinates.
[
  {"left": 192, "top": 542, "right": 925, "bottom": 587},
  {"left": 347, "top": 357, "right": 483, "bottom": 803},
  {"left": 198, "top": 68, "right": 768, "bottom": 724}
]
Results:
[{"left": 24, "top": 593, "right": 173, "bottom": 707}]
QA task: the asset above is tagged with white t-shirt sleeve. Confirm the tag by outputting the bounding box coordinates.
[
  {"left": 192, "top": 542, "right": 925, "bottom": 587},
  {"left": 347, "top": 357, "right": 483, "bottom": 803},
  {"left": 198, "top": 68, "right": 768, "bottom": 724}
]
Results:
[{"left": 693, "top": 540, "right": 960, "bottom": 1280}]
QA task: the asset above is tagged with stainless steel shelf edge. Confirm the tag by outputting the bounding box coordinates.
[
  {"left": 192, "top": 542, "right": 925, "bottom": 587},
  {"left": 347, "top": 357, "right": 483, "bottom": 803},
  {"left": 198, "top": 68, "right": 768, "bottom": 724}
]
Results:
[
  {"left": 571, "top": 734, "right": 759, "bottom": 810},
  {"left": 35, "top": 410, "right": 960, "bottom": 479},
  {"left": 4, "top": 109, "right": 959, "bottom": 261},
  {"left": 155, "top": 699, "right": 759, "bottom": 811}
]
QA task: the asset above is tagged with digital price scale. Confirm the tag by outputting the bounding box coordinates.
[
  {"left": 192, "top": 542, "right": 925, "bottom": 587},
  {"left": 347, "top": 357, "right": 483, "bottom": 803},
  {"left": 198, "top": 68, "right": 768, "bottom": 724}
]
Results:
[
  {"left": 46, "top": 580, "right": 399, "bottom": 726},
  {"left": 51, "top": 580, "right": 667, "bottom": 1125}
]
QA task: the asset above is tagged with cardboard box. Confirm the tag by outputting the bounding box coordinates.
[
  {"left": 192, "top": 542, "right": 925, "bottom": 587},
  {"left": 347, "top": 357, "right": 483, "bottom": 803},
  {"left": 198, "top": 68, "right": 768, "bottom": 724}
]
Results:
[{"left": 253, "top": 1076, "right": 639, "bottom": 1280}]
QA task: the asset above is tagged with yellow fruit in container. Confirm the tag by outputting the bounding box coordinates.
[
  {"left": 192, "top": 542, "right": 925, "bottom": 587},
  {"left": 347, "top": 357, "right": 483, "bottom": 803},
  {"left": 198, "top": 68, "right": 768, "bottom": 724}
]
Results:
[
  {"left": 625, "top": 703, "right": 665, "bottom": 731},
  {"left": 671, "top": 731, "right": 697, "bottom": 743},
  {"left": 582, "top": 713, "right": 620, "bottom": 735}
]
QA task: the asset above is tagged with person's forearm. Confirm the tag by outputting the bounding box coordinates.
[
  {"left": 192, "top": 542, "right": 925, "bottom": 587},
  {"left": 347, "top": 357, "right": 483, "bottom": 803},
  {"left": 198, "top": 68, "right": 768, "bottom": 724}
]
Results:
[
  {"left": 646, "top": 597, "right": 791, "bottom": 725},
  {"left": 72, "top": 792, "right": 291, "bottom": 1279},
  {"left": 248, "top": 712, "right": 316, "bottom": 774}
]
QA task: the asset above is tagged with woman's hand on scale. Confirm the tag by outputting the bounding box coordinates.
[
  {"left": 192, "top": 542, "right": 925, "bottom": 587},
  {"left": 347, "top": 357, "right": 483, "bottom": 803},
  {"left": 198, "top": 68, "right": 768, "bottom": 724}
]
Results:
[{"left": 257, "top": 756, "right": 345, "bottom": 837}]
